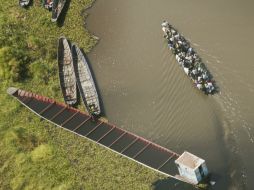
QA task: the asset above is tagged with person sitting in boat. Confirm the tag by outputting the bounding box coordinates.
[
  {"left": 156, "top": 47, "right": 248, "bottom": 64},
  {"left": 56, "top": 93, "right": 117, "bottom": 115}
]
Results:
[
  {"left": 175, "top": 47, "right": 181, "bottom": 54},
  {"left": 180, "top": 52, "right": 185, "bottom": 58},
  {"left": 202, "top": 72, "right": 209, "bottom": 80},
  {"left": 177, "top": 40, "right": 183, "bottom": 48},
  {"left": 175, "top": 42, "right": 179, "bottom": 49},
  {"left": 180, "top": 42, "right": 188, "bottom": 52},
  {"left": 89, "top": 105, "right": 96, "bottom": 113},
  {"left": 197, "top": 66, "right": 203, "bottom": 73},
  {"left": 193, "top": 54, "right": 200, "bottom": 64},
  {"left": 184, "top": 67, "right": 189, "bottom": 75},
  {"left": 174, "top": 33, "right": 180, "bottom": 40},
  {"left": 169, "top": 36, "right": 175, "bottom": 43},
  {"left": 161, "top": 20, "right": 170, "bottom": 28},
  {"left": 205, "top": 82, "right": 214, "bottom": 93},
  {"left": 168, "top": 42, "right": 174, "bottom": 50},
  {"left": 43, "top": 0, "right": 53, "bottom": 10},
  {"left": 191, "top": 68, "right": 198, "bottom": 75},
  {"left": 193, "top": 53, "right": 198, "bottom": 59},
  {"left": 198, "top": 76, "right": 203, "bottom": 83},
  {"left": 207, "top": 81, "right": 214, "bottom": 88},
  {"left": 190, "top": 57, "right": 195, "bottom": 65},
  {"left": 162, "top": 26, "right": 170, "bottom": 37},
  {"left": 171, "top": 28, "right": 177, "bottom": 35},
  {"left": 164, "top": 34, "right": 169, "bottom": 39},
  {"left": 185, "top": 55, "right": 192, "bottom": 61},
  {"left": 187, "top": 47, "right": 193, "bottom": 54},
  {"left": 176, "top": 54, "right": 180, "bottom": 62},
  {"left": 177, "top": 54, "right": 184, "bottom": 65},
  {"left": 196, "top": 83, "right": 203, "bottom": 90},
  {"left": 178, "top": 60, "right": 184, "bottom": 66},
  {"left": 184, "top": 59, "right": 192, "bottom": 68}
]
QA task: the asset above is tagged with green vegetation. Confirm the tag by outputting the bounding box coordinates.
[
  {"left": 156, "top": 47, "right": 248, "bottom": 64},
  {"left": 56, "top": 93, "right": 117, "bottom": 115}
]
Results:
[{"left": 0, "top": 0, "right": 163, "bottom": 189}]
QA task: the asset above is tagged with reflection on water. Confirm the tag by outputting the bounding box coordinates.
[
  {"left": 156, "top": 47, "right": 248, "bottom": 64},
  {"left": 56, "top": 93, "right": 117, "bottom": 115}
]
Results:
[{"left": 86, "top": 0, "right": 254, "bottom": 189}]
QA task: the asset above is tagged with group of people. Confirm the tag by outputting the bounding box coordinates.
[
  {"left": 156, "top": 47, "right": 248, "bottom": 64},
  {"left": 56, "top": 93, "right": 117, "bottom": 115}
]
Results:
[
  {"left": 19, "top": 0, "right": 30, "bottom": 7},
  {"left": 42, "top": 0, "right": 53, "bottom": 10},
  {"left": 161, "top": 21, "right": 215, "bottom": 94}
]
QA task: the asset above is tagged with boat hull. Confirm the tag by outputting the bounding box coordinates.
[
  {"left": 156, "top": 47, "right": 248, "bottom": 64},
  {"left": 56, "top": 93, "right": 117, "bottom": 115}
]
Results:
[
  {"left": 51, "top": 0, "right": 66, "bottom": 22},
  {"left": 57, "top": 37, "right": 77, "bottom": 105},
  {"left": 72, "top": 44, "right": 101, "bottom": 116}
]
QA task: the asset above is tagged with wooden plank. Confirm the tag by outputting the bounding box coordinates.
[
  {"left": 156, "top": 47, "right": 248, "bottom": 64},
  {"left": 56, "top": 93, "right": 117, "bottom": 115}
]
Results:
[
  {"left": 39, "top": 102, "right": 55, "bottom": 115},
  {"left": 133, "top": 143, "right": 151, "bottom": 159},
  {"left": 157, "top": 154, "right": 175, "bottom": 170},
  {"left": 85, "top": 122, "right": 103, "bottom": 137},
  {"left": 61, "top": 111, "right": 80, "bottom": 126},
  {"left": 73, "top": 116, "right": 91, "bottom": 131},
  {"left": 108, "top": 131, "right": 127, "bottom": 148},
  {"left": 97, "top": 126, "right": 116, "bottom": 142},
  {"left": 120, "top": 137, "right": 139, "bottom": 153},
  {"left": 49, "top": 106, "right": 67, "bottom": 120},
  {"left": 21, "top": 96, "right": 33, "bottom": 105}
]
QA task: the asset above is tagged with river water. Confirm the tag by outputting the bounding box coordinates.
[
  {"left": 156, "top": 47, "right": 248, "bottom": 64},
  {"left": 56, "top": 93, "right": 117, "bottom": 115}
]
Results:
[{"left": 85, "top": 0, "right": 254, "bottom": 189}]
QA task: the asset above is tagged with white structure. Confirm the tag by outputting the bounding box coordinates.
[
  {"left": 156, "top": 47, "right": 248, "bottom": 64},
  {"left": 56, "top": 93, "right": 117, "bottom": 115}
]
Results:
[{"left": 175, "top": 151, "right": 209, "bottom": 184}]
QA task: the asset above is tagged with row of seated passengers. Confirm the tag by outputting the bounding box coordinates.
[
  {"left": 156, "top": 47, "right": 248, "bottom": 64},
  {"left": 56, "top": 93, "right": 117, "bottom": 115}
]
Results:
[{"left": 162, "top": 21, "right": 214, "bottom": 91}]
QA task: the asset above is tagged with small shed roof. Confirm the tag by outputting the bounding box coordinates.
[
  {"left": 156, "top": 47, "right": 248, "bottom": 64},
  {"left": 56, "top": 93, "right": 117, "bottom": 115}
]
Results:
[{"left": 175, "top": 151, "right": 205, "bottom": 170}]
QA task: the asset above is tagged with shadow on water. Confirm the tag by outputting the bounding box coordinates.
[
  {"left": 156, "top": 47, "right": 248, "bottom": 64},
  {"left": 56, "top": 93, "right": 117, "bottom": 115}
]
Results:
[
  {"left": 80, "top": 48, "right": 106, "bottom": 117},
  {"left": 152, "top": 178, "right": 196, "bottom": 190},
  {"left": 57, "top": 0, "right": 71, "bottom": 27}
]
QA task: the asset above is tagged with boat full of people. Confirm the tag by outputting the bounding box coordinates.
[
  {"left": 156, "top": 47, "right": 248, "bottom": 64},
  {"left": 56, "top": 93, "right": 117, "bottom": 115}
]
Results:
[{"left": 161, "top": 20, "right": 216, "bottom": 94}]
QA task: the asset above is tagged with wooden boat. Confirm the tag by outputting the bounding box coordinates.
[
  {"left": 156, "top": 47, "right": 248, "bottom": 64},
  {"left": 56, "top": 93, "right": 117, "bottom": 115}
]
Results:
[
  {"left": 19, "top": 0, "right": 30, "bottom": 7},
  {"left": 58, "top": 37, "right": 77, "bottom": 105},
  {"left": 72, "top": 44, "right": 101, "bottom": 116},
  {"left": 51, "top": 0, "right": 66, "bottom": 22},
  {"left": 161, "top": 21, "right": 216, "bottom": 94}
]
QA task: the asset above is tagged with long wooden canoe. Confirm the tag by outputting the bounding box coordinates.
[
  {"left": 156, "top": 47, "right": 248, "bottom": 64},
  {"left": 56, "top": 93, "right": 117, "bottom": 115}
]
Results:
[
  {"left": 72, "top": 44, "right": 101, "bottom": 116},
  {"left": 57, "top": 37, "right": 77, "bottom": 105}
]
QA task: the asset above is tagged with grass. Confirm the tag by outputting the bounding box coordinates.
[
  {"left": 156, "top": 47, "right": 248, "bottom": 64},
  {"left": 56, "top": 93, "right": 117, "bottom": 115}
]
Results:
[{"left": 0, "top": 0, "right": 165, "bottom": 189}]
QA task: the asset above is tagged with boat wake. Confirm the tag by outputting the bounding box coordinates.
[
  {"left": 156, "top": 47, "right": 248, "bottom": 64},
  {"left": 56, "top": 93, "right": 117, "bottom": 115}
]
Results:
[{"left": 194, "top": 43, "right": 252, "bottom": 189}]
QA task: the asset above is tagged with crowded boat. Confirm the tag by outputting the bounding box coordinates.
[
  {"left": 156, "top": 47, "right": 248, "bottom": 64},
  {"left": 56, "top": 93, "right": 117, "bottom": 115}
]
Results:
[
  {"left": 161, "top": 20, "right": 216, "bottom": 94},
  {"left": 42, "top": 0, "right": 53, "bottom": 10}
]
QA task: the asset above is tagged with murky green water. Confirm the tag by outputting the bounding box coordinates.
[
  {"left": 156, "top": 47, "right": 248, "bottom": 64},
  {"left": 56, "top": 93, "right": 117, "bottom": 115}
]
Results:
[{"left": 86, "top": 0, "right": 254, "bottom": 189}]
